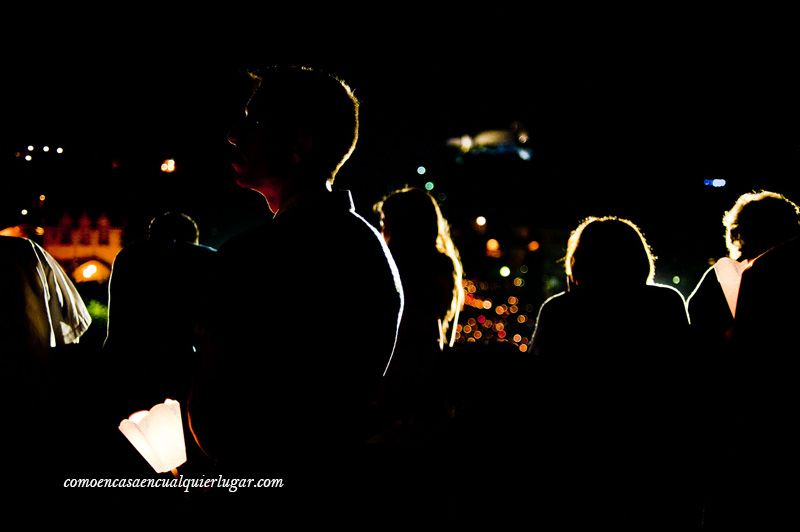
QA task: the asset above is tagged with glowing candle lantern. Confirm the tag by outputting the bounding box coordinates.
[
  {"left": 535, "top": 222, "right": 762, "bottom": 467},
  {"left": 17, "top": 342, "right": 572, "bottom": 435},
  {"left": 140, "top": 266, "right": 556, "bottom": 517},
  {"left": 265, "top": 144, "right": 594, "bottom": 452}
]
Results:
[{"left": 119, "top": 399, "right": 186, "bottom": 473}]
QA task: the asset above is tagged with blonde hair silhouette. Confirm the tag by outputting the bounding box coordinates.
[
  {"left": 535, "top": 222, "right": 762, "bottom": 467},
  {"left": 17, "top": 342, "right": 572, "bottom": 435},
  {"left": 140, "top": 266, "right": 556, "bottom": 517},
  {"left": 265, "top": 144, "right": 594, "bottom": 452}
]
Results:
[{"left": 375, "top": 187, "right": 464, "bottom": 348}]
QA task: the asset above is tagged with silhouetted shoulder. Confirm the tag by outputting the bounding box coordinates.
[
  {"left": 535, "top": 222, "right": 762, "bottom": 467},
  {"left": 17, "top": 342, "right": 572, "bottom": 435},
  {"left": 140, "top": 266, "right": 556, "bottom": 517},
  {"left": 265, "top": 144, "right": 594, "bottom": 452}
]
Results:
[
  {"left": 736, "top": 235, "right": 800, "bottom": 328},
  {"left": 687, "top": 265, "right": 716, "bottom": 308},
  {"left": 542, "top": 292, "right": 570, "bottom": 309},
  {"left": 218, "top": 220, "right": 273, "bottom": 258},
  {"left": 686, "top": 264, "right": 732, "bottom": 333},
  {"left": 750, "top": 235, "right": 800, "bottom": 275},
  {"left": 530, "top": 292, "right": 568, "bottom": 355},
  {"left": 645, "top": 283, "right": 687, "bottom": 303},
  {"left": 643, "top": 283, "right": 689, "bottom": 324},
  {"left": 533, "top": 291, "right": 571, "bottom": 328},
  {"left": 0, "top": 235, "right": 36, "bottom": 254},
  {"left": 175, "top": 241, "right": 217, "bottom": 260},
  {"left": 341, "top": 209, "right": 392, "bottom": 253}
]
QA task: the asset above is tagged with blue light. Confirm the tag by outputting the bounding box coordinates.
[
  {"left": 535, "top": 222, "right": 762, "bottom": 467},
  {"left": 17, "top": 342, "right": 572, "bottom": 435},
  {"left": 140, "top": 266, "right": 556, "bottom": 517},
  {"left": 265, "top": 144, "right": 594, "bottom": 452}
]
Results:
[
  {"left": 417, "top": 166, "right": 427, "bottom": 175},
  {"left": 704, "top": 178, "right": 727, "bottom": 188},
  {"left": 517, "top": 147, "right": 532, "bottom": 160},
  {"left": 424, "top": 181, "right": 434, "bottom": 191}
]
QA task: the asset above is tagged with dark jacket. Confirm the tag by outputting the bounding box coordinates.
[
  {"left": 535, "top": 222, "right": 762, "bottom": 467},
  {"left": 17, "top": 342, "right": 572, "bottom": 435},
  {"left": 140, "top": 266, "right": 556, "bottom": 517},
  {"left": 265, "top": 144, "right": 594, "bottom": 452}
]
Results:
[
  {"left": 529, "top": 283, "right": 692, "bottom": 523},
  {"left": 191, "top": 190, "right": 403, "bottom": 469},
  {"left": 105, "top": 238, "right": 217, "bottom": 413}
]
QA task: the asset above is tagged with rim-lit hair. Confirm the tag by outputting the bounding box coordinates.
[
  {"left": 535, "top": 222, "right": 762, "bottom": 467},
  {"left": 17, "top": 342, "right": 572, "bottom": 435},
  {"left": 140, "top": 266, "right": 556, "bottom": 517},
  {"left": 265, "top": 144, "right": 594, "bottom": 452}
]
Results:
[
  {"left": 375, "top": 187, "right": 464, "bottom": 346},
  {"left": 723, "top": 190, "right": 800, "bottom": 260},
  {"left": 246, "top": 65, "right": 359, "bottom": 188},
  {"left": 148, "top": 212, "right": 198, "bottom": 244},
  {"left": 565, "top": 216, "right": 656, "bottom": 288}
]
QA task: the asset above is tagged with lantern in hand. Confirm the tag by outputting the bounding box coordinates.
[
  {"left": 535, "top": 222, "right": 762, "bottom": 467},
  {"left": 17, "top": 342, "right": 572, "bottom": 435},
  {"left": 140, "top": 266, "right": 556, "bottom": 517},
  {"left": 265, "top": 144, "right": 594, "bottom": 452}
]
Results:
[{"left": 119, "top": 399, "right": 187, "bottom": 474}]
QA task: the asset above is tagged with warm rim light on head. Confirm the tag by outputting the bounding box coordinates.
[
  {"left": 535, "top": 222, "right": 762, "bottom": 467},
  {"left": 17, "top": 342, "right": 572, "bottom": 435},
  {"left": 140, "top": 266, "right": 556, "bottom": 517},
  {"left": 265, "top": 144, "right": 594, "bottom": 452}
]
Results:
[
  {"left": 722, "top": 190, "right": 800, "bottom": 260},
  {"left": 566, "top": 215, "right": 656, "bottom": 286}
]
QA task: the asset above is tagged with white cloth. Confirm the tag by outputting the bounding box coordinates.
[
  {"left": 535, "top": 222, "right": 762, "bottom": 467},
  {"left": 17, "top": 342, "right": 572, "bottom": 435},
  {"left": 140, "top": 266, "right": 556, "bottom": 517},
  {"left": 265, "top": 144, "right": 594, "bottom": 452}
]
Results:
[{"left": 0, "top": 236, "right": 91, "bottom": 352}]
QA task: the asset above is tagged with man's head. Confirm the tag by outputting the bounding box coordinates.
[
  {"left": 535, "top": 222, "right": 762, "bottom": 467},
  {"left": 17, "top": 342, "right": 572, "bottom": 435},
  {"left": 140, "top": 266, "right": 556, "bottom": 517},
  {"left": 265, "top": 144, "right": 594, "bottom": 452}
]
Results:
[
  {"left": 227, "top": 66, "right": 359, "bottom": 208},
  {"left": 148, "top": 212, "right": 199, "bottom": 244},
  {"left": 723, "top": 190, "right": 800, "bottom": 260}
]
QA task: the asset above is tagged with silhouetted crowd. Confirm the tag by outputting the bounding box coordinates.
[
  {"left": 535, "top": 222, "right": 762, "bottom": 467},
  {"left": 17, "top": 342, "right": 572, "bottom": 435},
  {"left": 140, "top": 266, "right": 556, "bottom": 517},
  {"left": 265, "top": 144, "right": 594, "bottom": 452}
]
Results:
[{"left": 4, "top": 66, "right": 800, "bottom": 528}]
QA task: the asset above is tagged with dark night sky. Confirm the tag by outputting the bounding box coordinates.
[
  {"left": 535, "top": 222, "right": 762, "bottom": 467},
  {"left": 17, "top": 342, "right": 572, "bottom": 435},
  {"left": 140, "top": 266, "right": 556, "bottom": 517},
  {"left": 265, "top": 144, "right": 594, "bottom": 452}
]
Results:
[{"left": 3, "top": 27, "right": 800, "bottom": 293}]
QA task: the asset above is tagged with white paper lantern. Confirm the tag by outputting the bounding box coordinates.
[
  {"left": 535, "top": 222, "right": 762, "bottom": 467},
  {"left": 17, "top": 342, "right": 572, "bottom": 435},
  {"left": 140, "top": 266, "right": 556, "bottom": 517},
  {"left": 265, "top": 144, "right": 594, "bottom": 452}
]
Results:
[{"left": 119, "top": 399, "right": 187, "bottom": 473}]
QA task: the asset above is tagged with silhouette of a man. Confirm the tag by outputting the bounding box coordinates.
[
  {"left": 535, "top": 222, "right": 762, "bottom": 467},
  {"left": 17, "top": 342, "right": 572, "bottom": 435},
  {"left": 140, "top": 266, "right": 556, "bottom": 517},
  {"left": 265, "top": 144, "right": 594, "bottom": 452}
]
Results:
[
  {"left": 105, "top": 212, "right": 216, "bottom": 416},
  {"left": 190, "top": 66, "right": 403, "bottom": 478}
]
